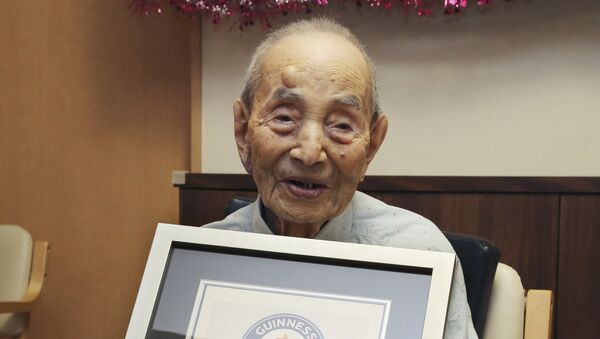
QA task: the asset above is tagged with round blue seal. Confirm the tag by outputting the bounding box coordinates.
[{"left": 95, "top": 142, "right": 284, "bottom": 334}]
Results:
[{"left": 242, "top": 313, "right": 325, "bottom": 339}]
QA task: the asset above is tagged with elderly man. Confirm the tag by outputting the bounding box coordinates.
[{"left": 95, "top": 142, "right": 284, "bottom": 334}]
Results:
[{"left": 206, "top": 18, "right": 478, "bottom": 338}]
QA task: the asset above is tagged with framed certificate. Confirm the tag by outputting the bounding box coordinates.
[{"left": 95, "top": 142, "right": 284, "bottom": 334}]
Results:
[{"left": 127, "top": 223, "right": 455, "bottom": 339}]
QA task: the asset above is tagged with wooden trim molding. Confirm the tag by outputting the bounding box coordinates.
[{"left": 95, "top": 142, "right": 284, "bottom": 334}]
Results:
[
  {"left": 190, "top": 20, "right": 202, "bottom": 172},
  {"left": 176, "top": 173, "right": 600, "bottom": 193}
]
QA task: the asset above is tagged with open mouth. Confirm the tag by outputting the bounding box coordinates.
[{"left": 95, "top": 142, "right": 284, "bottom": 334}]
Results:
[
  {"left": 283, "top": 179, "right": 327, "bottom": 198},
  {"left": 286, "top": 179, "right": 326, "bottom": 190}
]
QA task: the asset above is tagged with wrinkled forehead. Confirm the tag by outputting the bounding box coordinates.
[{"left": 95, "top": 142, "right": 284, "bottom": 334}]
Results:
[{"left": 257, "top": 32, "right": 372, "bottom": 104}]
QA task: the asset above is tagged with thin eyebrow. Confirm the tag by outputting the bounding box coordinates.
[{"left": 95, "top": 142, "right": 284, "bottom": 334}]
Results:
[
  {"left": 271, "top": 87, "right": 301, "bottom": 102},
  {"left": 332, "top": 95, "right": 362, "bottom": 111}
]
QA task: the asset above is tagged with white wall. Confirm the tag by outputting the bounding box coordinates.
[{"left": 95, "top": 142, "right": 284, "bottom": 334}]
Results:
[{"left": 200, "top": 0, "right": 600, "bottom": 175}]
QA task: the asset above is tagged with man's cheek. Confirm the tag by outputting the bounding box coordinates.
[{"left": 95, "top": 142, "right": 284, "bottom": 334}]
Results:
[
  {"left": 250, "top": 132, "right": 284, "bottom": 165},
  {"left": 336, "top": 149, "right": 367, "bottom": 177},
  {"left": 252, "top": 160, "right": 274, "bottom": 188}
]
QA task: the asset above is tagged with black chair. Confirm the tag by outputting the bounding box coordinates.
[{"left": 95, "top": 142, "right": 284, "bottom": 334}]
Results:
[
  {"left": 225, "top": 197, "right": 500, "bottom": 338},
  {"left": 443, "top": 232, "right": 500, "bottom": 337}
]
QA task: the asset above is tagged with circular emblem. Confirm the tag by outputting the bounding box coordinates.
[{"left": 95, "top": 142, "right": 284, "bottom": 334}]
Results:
[{"left": 242, "top": 313, "right": 325, "bottom": 339}]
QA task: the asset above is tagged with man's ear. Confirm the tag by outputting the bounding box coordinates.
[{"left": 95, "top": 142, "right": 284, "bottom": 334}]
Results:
[
  {"left": 365, "top": 113, "right": 388, "bottom": 164},
  {"left": 233, "top": 99, "right": 253, "bottom": 174}
]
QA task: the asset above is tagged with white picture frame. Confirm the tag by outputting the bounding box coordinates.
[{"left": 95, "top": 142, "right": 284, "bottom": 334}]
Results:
[{"left": 126, "top": 223, "right": 455, "bottom": 339}]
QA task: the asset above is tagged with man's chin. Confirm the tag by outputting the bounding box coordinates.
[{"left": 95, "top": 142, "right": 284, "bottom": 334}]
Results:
[
  {"left": 261, "top": 188, "right": 342, "bottom": 225},
  {"left": 274, "top": 205, "right": 331, "bottom": 226}
]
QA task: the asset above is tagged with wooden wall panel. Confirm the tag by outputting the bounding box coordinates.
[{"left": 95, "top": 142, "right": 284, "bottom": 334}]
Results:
[
  {"left": 557, "top": 196, "right": 600, "bottom": 339},
  {"left": 180, "top": 189, "right": 257, "bottom": 226},
  {"left": 369, "top": 193, "right": 559, "bottom": 290},
  {"left": 177, "top": 174, "right": 600, "bottom": 339},
  {"left": 181, "top": 188, "right": 559, "bottom": 291},
  {"left": 0, "top": 2, "right": 191, "bottom": 338}
]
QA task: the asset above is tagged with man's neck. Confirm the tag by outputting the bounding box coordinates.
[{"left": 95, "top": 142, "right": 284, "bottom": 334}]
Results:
[{"left": 260, "top": 201, "right": 323, "bottom": 238}]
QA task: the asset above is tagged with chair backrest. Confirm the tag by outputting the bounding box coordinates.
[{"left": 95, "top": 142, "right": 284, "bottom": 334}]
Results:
[
  {"left": 225, "top": 197, "right": 255, "bottom": 216},
  {"left": 224, "top": 197, "right": 501, "bottom": 338},
  {"left": 0, "top": 225, "right": 33, "bottom": 336},
  {"left": 483, "top": 263, "right": 525, "bottom": 339},
  {"left": 444, "top": 232, "right": 500, "bottom": 337}
]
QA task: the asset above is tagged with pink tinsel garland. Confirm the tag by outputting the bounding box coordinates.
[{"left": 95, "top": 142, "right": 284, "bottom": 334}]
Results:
[{"left": 130, "top": 0, "right": 497, "bottom": 29}]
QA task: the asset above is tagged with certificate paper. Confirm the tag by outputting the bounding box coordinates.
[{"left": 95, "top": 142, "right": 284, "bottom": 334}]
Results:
[{"left": 185, "top": 280, "right": 391, "bottom": 339}]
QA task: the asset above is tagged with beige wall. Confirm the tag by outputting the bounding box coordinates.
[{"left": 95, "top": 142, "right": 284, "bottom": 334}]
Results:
[
  {"left": 199, "top": 0, "right": 600, "bottom": 176},
  {"left": 0, "top": 1, "right": 190, "bottom": 338}
]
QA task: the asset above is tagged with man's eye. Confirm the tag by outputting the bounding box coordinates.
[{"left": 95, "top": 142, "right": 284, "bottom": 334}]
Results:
[
  {"left": 334, "top": 123, "right": 353, "bottom": 131},
  {"left": 275, "top": 114, "right": 293, "bottom": 123},
  {"left": 267, "top": 110, "right": 297, "bottom": 134},
  {"left": 328, "top": 122, "right": 356, "bottom": 144}
]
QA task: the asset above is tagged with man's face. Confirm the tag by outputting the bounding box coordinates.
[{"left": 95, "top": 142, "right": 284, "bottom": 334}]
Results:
[{"left": 234, "top": 32, "right": 387, "bottom": 227}]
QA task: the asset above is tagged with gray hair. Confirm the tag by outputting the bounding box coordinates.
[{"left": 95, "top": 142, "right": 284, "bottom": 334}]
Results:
[{"left": 240, "top": 18, "right": 381, "bottom": 120}]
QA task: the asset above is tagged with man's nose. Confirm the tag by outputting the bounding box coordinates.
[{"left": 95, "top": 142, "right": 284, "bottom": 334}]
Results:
[{"left": 289, "top": 122, "right": 327, "bottom": 166}]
